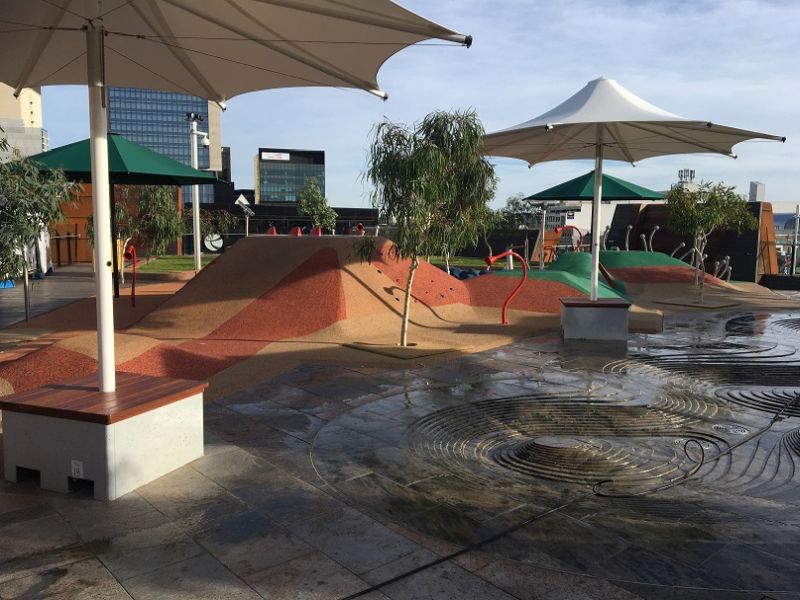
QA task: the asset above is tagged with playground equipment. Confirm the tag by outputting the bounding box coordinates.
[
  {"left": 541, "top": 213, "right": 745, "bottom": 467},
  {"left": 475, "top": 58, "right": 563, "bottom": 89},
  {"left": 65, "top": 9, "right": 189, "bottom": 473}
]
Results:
[
  {"left": 123, "top": 245, "right": 136, "bottom": 307},
  {"left": 670, "top": 242, "right": 686, "bottom": 257},
  {"left": 624, "top": 225, "right": 633, "bottom": 251},
  {"left": 486, "top": 249, "right": 527, "bottom": 325},
  {"left": 714, "top": 256, "right": 732, "bottom": 281},
  {"left": 555, "top": 226, "right": 583, "bottom": 252},
  {"left": 647, "top": 226, "right": 660, "bottom": 252}
]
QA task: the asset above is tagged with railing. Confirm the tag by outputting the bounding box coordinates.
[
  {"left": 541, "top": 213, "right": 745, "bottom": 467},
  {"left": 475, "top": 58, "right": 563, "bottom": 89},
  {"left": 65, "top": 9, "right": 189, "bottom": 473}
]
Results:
[{"left": 52, "top": 226, "right": 84, "bottom": 266}]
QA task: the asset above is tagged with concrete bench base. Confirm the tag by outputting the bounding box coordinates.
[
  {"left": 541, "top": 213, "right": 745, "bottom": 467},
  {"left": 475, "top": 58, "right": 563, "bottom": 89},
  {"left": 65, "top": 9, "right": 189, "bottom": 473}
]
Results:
[
  {"left": 1, "top": 373, "right": 205, "bottom": 501},
  {"left": 560, "top": 297, "right": 631, "bottom": 342}
]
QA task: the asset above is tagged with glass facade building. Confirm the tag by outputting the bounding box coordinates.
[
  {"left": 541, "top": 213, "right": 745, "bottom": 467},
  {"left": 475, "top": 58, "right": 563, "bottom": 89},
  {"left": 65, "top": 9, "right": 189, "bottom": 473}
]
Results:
[
  {"left": 254, "top": 148, "right": 325, "bottom": 204},
  {"left": 107, "top": 87, "right": 217, "bottom": 203}
]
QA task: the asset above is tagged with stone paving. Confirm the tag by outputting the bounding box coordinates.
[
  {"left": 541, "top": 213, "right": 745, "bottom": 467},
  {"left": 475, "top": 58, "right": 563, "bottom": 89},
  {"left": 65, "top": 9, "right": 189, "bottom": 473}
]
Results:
[
  {"left": 0, "top": 266, "right": 98, "bottom": 329},
  {"left": 1, "top": 311, "right": 800, "bottom": 598}
]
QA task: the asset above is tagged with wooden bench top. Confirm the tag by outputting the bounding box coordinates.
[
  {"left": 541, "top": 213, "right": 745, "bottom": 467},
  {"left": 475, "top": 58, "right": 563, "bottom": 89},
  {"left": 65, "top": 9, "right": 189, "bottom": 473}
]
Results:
[
  {"left": 0, "top": 371, "right": 207, "bottom": 425},
  {"left": 560, "top": 297, "right": 631, "bottom": 308}
]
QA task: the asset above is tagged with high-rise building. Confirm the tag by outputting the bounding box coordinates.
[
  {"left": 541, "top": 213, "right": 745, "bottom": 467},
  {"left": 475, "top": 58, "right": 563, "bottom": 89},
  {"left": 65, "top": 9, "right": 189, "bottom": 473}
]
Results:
[
  {"left": 0, "top": 83, "right": 47, "bottom": 161},
  {"left": 254, "top": 148, "right": 325, "bottom": 204},
  {"left": 107, "top": 87, "right": 221, "bottom": 202}
]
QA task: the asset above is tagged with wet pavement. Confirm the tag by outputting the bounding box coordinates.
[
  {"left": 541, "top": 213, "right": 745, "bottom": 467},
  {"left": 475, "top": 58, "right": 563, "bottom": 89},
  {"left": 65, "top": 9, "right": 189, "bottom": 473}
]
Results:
[
  {"left": 0, "top": 266, "right": 97, "bottom": 328},
  {"left": 2, "top": 311, "right": 800, "bottom": 598}
]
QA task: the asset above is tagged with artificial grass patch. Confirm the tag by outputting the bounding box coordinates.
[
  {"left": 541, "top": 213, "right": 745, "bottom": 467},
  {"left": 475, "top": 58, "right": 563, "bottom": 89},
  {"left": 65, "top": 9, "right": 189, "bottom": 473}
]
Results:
[{"left": 598, "top": 250, "right": 690, "bottom": 269}]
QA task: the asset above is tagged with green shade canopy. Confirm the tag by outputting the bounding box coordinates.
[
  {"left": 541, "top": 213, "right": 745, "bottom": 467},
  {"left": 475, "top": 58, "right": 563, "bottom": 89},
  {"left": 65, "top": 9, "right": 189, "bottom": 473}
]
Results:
[
  {"left": 525, "top": 170, "right": 664, "bottom": 202},
  {"left": 28, "top": 134, "right": 218, "bottom": 186}
]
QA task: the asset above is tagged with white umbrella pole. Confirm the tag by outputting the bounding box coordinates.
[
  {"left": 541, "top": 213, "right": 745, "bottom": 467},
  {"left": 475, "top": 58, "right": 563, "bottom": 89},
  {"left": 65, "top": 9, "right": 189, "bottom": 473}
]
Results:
[
  {"left": 190, "top": 120, "right": 202, "bottom": 271},
  {"left": 540, "top": 207, "right": 547, "bottom": 271},
  {"left": 86, "top": 27, "right": 116, "bottom": 392},
  {"left": 590, "top": 128, "right": 604, "bottom": 302}
]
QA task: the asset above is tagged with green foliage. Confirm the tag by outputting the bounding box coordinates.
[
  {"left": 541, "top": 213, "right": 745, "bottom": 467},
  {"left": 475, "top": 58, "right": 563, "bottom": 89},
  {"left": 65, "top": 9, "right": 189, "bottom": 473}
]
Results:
[
  {"left": 365, "top": 109, "right": 496, "bottom": 345},
  {"left": 499, "top": 192, "right": 532, "bottom": 229},
  {"left": 297, "top": 177, "right": 338, "bottom": 232},
  {"left": 667, "top": 181, "right": 757, "bottom": 286},
  {"left": 0, "top": 152, "right": 73, "bottom": 280},
  {"left": 667, "top": 181, "right": 757, "bottom": 242},
  {"left": 353, "top": 236, "right": 377, "bottom": 265},
  {"left": 86, "top": 186, "right": 138, "bottom": 248},
  {"left": 136, "top": 185, "right": 183, "bottom": 256},
  {"left": 197, "top": 208, "right": 238, "bottom": 240}
]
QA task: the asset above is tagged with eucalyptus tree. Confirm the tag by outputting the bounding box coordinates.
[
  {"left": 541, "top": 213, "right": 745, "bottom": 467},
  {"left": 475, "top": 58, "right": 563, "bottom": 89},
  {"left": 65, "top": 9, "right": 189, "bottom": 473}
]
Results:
[
  {"left": 0, "top": 152, "right": 72, "bottom": 280},
  {"left": 366, "top": 109, "right": 496, "bottom": 346},
  {"left": 667, "top": 181, "right": 757, "bottom": 285},
  {"left": 136, "top": 185, "right": 183, "bottom": 256},
  {"left": 0, "top": 150, "right": 73, "bottom": 319},
  {"left": 198, "top": 207, "right": 238, "bottom": 242},
  {"left": 298, "top": 176, "right": 338, "bottom": 232}
]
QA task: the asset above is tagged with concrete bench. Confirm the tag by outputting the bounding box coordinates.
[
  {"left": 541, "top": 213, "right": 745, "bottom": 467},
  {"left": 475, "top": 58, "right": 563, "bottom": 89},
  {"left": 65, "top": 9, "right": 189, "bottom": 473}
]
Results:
[
  {"left": 0, "top": 371, "right": 206, "bottom": 501},
  {"left": 560, "top": 297, "right": 631, "bottom": 341}
]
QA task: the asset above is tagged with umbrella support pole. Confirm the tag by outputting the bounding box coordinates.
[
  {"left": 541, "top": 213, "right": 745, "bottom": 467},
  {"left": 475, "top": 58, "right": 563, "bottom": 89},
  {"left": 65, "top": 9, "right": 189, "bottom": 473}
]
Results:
[
  {"left": 87, "top": 26, "right": 116, "bottom": 393},
  {"left": 589, "top": 131, "right": 603, "bottom": 302}
]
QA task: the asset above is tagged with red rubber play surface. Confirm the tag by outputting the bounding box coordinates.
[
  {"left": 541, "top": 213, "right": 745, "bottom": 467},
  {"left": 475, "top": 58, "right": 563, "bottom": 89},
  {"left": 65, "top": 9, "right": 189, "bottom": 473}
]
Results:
[{"left": 1, "top": 238, "right": 584, "bottom": 395}]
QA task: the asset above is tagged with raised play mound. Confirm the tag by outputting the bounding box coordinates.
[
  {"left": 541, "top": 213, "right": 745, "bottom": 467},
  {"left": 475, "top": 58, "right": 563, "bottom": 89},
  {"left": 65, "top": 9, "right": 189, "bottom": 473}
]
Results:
[
  {"left": 611, "top": 266, "right": 723, "bottom": 285},
  {"left": 366, "top": 239, "right": 586, "bottom": 312},
  {"left": 493, "top": 252, "right": 626, "bottom": 299},
  {"left": 600, "top": 250, "right": 723, "bottom": 285},
  {"left": 0, "top": 345, "right": 98, "bottom": 394},
  {"left": 120, "top": 246, "right": 347, "bottom": 381},
  {"left": 0, "top": 236, "right": 584, "bottom": 396},
  {"left": 598, "top": 250, "right": 689, "bottom": 269}
]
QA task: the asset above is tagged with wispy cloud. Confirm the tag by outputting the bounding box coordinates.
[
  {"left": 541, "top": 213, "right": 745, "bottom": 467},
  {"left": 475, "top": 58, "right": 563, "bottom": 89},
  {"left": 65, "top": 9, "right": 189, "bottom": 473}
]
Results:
[{"left": 42, "top": 0, "right": 798, "bottom": 207}]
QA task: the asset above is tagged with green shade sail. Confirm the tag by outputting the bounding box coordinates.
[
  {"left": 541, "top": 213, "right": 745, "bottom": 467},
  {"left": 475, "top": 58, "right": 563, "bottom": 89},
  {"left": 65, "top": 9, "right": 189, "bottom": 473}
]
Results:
[
  {"left": 525, "top": 170, "right": 664, "bottom": 202},
  {"left": 28, "top": 133, "right": 218, "bottom": 186}
]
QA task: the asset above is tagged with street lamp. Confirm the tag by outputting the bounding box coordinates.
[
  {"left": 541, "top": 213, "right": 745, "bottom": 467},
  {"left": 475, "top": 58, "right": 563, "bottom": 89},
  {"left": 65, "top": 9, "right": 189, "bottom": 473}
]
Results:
[{"left": 186, "top": 112, "right": 210, "bottom": 271}]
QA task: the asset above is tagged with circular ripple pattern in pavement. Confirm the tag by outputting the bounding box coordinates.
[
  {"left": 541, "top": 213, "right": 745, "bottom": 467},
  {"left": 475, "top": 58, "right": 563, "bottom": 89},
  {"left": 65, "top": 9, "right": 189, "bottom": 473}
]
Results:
[
  {"left": 715, "top": 387, "right": 800, "bottom": 418},
  {"left": 312, "top": 312, "right": 800, "bottom": 594},
  {"left": 772, "top": 317, "right": 800, "bottom": 332},
  {"left": 407, "top": 394, "right": 724, "bottom": 486}
]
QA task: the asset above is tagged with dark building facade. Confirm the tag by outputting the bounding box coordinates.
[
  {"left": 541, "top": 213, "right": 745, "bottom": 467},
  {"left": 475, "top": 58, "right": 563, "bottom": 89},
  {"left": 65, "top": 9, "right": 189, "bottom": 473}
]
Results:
[
  {"left": 107, "top": 87, "right": 220, "bottom": 203},
  {"left": 254, "top": 148, "right": 325, "bottom": 204}
]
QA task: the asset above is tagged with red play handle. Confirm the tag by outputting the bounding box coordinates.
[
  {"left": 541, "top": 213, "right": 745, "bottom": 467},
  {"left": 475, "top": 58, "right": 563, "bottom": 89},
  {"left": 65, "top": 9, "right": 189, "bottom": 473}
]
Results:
[{"left": 485, "top": 250, "right": 527, "bottom": 325}]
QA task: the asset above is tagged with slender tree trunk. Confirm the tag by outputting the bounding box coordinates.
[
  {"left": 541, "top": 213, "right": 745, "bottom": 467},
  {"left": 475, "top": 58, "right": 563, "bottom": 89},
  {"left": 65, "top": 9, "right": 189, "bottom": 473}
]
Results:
[
  {"left": 400, "top": 256, "right": 419, "bottom": 347},
  {"left": 444, "top": 251, "right": 450, "bottom": 274},
  {"left": 693, "top": 234, "right": 703, "bottom": 286},
  {"left": 483, "top": 232, "right": 492, "bottom": 258},
  {"left": 698, "top": 237, "right": 708, "bottom": 303},
  {"left": 22, "top": 249, "right": 31, "bottom": 323}
]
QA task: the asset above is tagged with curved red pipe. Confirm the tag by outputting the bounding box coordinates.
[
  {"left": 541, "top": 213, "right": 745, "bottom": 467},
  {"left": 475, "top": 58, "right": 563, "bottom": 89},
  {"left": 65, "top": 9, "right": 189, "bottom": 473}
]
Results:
[
  {"left": 598, "top": 263, "right": 616, "bottom": 290},
  {"left": 485, "top": 250, "right": 527, "bottom": 325},
  {"left": 123, "top": 245, "right": 137, "bottom": 307}
]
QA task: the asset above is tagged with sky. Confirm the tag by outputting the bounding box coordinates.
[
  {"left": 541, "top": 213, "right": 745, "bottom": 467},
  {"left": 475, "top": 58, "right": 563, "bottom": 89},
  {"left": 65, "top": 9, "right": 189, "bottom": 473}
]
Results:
[{"left": 41, "top": 0, "right": 798, "bottom": 210}]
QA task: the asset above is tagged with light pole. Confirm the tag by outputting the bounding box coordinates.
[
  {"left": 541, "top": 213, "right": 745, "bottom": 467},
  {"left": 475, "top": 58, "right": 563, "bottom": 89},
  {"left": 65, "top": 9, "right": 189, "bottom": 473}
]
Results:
[{"left": 186, "top": 112, "right": 210, "bottom": 271}]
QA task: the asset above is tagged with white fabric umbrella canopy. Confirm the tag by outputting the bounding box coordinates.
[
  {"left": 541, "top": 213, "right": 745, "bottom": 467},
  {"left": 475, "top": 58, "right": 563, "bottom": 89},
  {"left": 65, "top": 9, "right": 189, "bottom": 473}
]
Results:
[
  {"left": 484, "top": 77, "right": 785, "bottom": 301},
  {"left": 0, "top": 0, "right": 470, "bottom": 392}
]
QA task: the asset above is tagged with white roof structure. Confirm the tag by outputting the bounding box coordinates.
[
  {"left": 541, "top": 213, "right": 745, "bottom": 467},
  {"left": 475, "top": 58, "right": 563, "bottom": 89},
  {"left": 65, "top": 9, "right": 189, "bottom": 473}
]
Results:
[
  {"left": 0, "top": 0, "right": 469, "bottom": 392},
  {"left": 0, "top": 0, "right": 471, "bottom": 102},
  {"left": 484, "top": 77, "right": 785, "bottom": 302},
  {"left": 484, "top": 77, "right": 785, "bottom": 165}
]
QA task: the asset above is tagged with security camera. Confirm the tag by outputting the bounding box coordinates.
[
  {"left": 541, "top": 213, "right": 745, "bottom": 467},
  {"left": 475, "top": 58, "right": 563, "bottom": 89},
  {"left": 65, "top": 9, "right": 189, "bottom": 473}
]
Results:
[
  {"left": 218, "top": 101, "right": 227, "bottom": 111},
  {"left": 201, "top": 135, "right": 210, "bottom": 147}
]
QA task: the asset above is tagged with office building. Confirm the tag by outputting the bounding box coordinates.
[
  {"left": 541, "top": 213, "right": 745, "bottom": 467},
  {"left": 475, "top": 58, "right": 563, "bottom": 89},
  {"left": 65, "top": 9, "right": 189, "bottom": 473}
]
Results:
[
  {"left": 0, "top": 83, "right": 47, "bottom": 160},
  {"left": 254, "top": 148, "right": 324, "bottom": 204},
  {"left": 107, "top": 87, "right": 221, "bottom": 202}
]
